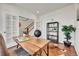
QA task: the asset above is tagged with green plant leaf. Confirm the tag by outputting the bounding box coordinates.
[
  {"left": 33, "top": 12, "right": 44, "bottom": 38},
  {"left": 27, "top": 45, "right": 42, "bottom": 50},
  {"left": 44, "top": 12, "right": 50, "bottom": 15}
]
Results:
[{"left": 62, "top": 25, "right": 76, "bottom": 41}]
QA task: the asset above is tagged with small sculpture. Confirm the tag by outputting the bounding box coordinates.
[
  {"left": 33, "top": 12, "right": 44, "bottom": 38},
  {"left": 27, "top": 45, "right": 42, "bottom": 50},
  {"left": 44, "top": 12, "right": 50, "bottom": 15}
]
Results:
[{"left": 34, "top": 30, "right": 41, "bottom": 39}]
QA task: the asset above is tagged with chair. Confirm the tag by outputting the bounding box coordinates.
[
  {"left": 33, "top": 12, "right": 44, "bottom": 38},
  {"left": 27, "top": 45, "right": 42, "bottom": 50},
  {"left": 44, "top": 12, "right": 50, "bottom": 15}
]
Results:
[
  {"left": 0, "top": 34, "right": 16, "bottom": 56},
  {"left": 0, "top": 34, "right": 30, "bottom": 56}
]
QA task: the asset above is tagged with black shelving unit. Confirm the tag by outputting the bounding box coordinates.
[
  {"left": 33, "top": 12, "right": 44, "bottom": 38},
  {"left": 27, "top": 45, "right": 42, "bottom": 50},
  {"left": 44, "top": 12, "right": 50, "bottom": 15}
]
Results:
[{"left": 47, "top": 22, "right": 59, "bottom": 43}]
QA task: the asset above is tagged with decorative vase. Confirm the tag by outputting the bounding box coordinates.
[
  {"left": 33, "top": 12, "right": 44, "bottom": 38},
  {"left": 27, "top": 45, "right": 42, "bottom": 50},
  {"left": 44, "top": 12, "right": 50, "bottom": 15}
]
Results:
[{"left": 34, "top": 30, "right": 41, "bottom": 38}]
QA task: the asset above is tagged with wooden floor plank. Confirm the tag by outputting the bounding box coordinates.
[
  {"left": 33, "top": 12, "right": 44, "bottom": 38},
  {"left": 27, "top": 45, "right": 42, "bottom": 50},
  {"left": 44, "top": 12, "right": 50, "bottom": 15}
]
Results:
[{"left": 6, "top": 42, "right": 77, "bottom": 56}]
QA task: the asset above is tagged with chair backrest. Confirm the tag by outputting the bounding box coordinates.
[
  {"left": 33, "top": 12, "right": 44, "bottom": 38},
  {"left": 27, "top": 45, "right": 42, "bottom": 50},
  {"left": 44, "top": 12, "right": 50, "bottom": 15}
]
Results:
[{"left": 0, "top": 34, "right": 9, "bottom": 56}]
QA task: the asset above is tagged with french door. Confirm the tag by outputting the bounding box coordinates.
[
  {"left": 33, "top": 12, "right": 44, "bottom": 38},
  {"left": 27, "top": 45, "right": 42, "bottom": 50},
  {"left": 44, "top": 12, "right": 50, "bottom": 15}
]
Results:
[{"left": 3, "top": 13, "right": 19, "bottom": 48}]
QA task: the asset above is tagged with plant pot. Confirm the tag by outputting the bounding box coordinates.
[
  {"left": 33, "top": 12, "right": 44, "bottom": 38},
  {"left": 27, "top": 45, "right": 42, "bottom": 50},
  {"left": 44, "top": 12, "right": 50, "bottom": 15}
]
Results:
[{"left": 63, "top": 41, "right": 71, "bottom": 47}]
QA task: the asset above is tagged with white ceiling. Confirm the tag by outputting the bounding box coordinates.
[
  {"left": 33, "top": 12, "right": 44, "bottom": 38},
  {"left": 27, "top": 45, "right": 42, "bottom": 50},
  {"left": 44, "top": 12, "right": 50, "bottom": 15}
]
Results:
[{"left": 11, "top": 3, "right": 73, "bottom": 16}]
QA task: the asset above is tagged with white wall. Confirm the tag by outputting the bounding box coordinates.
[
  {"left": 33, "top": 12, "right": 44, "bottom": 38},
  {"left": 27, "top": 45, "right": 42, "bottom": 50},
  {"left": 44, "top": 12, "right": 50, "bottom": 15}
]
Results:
[
  {"left": 39, "top": 4, "right": 76, "bottom": 45},
  {"left": 0, "top": 4, "right": 36, "bottom": 33},
  {"left": 0, "top": 4, "right": 3, "bottom": 33},
  {"left": 1, "top": 4, "right": 36, "bottom": 19},
  {"left": 0, "top": 4, "right": 36, "bottom": 48},
  {"left": 74, "top": 4, "right": 79, "bottom": 55},
  {"left": 75, "top": 21, "right": 79, "bottom": 55}
]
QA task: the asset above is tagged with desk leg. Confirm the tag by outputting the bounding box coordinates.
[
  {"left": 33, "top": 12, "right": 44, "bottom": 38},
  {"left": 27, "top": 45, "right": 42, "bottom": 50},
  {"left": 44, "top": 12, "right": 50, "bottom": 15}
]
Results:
[
  {"left": 17, "top": 44, "right": 19, "bottom": 48},
  {"left": 33, "top": 53, "right": 37, "bottom": 56},
  {"left": 47, "top": 43, "right": 49, "bottom": 56},
  {"left": 39, "top": 49, "right": 42, "bottom": 56}
]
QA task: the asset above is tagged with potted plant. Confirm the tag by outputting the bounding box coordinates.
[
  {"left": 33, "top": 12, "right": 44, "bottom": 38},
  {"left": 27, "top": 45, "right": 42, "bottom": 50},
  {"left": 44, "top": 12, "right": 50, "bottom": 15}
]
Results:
[{"left": 62, "top": 25, "right": 76, "bottom": 47}]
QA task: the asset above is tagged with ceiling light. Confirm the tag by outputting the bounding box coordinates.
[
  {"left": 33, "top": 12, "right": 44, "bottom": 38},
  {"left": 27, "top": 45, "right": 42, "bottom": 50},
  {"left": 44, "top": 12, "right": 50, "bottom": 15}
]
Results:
[{"left": 36, "top": 11, "right": 39, "bottom": 14}]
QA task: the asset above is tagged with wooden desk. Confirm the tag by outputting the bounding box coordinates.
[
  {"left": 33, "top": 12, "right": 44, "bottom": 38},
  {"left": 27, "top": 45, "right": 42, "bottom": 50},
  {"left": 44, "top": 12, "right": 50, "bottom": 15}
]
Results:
[{"left": 16, "top": 35, "right": 50, "bottom": 56}]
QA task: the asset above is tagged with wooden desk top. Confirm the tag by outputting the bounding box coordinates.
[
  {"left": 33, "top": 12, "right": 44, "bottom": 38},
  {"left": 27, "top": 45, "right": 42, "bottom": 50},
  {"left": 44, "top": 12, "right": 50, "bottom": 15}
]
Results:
[
  {"left": 19, "top": 42, "right": 40, "bottom": 55},
  {"left": 26, "top": 36, "right": 50, "bottom": 48},
  {"left": 18, "top": 35, "right": 50, "bottom": 55}
]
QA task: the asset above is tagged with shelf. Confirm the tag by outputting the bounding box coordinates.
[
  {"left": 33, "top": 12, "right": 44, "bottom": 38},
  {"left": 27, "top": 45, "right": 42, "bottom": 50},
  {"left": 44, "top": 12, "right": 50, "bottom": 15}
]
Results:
[
  {"left": 48, "top": 34, "right": 57, "bottom": 37},
  {"left": 47, "top": 38, "right": 57, "bottom": 41},
  {"left": 48, "top": 38, "right": 57, "bottom": 40},
  {"left": 47, "top": 22, "right": 59, "bottom": 43},
  {"left": 47, "top": 27, "right": 57, "bottom": 28},
  {"left": 47, "top": 31, "right": 57, "bottom": 32}
]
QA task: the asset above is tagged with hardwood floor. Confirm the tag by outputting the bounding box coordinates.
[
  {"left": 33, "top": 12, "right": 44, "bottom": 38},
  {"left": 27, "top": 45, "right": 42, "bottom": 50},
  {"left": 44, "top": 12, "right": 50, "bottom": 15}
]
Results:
[
  {"left": 41, "top": 42, "right": 77, "bottom": 56},
  {"left": 1, "top": 42, "right": 77, "bottom": 56}
]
